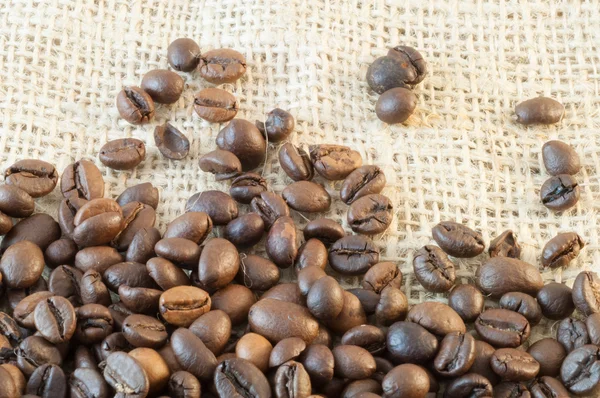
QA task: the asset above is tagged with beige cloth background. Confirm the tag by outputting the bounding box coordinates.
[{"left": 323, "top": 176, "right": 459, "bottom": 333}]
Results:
[{"left": 1, "top": 0, "right": 600, "bottom": 335}]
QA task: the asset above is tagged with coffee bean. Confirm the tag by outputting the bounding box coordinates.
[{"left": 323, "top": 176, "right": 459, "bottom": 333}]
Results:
[
  {"left": 541, "top": 232, "right": 584, "bottom": 269},
  {"left": 572, "top": 270, "right": 600, "bottom": 316},
  {"left": 103, "top": 352, "right": 150, "bottom": 397},
  {"left": 557, "top": 318, "right": 589, "bottom": 352},
  {"left": 432, "top": 221, "right": 484, "bottom": 258},
  {"left": 375, "top": 87, "right": 418, "bottom": 124},
  {"left": 75, "top": 246, "right": 123, "bottom": 274},
  {"left": 274, "top": 360, "right": 312, "bottom": 397},
  {"left": 475, "top": 308, "right": 530, "bottom": 348},
  {"left": 263, "top": 283, "right": 306, "bottom": 306},
  {"left": 360, "top": 262, "right": 401, "bottom": 295},
  {"left": 103, "top": 261, "right": 157, "bottom": 292},
  {"left": 160, "top": 286, "right": 210, "bottom": 328},
  {"left": 412, "top": 245, "right": 456, "bottom": 292},
  {"left": 527, "top": 338, "right": 567, "bottom": 377},
  {"left": 186, "top": 310, "right": 231, "bottom": 357},
  {"left": 216, "top": 119, "right": 266, "bottom": 171},
  {"left": 494, "top": 382, "right": 530, "bottom": 398},
  {"left": 366, "top": 45, "right": 427, "bottom": 94},
  {"left": 540, "top": 174, "right": 580, "bottom": 211},
  {"left": 130, "top": 347, "right": 171, "bottom": 394},
  {"left": 543, "top": 140, "right": 581, "bottom": 177},
  {"left": 307, "top": 276, "right": 344, "bottom": 320},
  {"left": 199, "top": 149, "right": 242, "bottom": 180},
  {"left": 295, "top": 239, "right": 328, "bottom": 271},
  {"left": 278, "top": 143, "right": 314, "bottom": 181},
  {"left": 48, "top": 265, "right": 82, "bottom": 306},
  {"left": 268, "top": 337, "right": 305, "bottom": 369},
  {"left": 26, "top": 363, "right": 67, "bottom": 398},
  {"left": 171, "top": 327, "right": 217, "bottom": 381},
  {"left": 283, "top": 181, "right": 331, "bottom": 213},
  {"left": 74, "top": 345, "right": 98, "bottom": 369},
  {"left": 386, "top": 321, "right": 438, "bottom": 364},
  {"left": 255, "top": 108, "right": 295, "bottom": 142},
  {"left": 341, "top": 325, "right": 386, "bottom": 356},
  {"left": 197, "top": 238, "right": 239, "bottom": 291},
  {"left": 5, "top": 159, "right": 58, "bottom": 198},
  {"left": 433, "top": 332, "right": 475, "bottom": 377},
  {"left": 153, "top": 122, "right": 190, "bottom": 160},
  {"left": 60, "top": 159, "right": 104, "bottom": 201},
  {"left": 499, "top": 292, "right": 542, "bottom": 325},
  {"left": 0, "top": 366, "right": 19, "bottom": 397},
  {"left": 0, "top": 211, "right": 12, "bottom": 236},
  {"left": 72, "top": 198, "right": 123, "bottom": 247},
  {"left": 448, "top": 284, "right": 484, "bottom": 323},
  {"left": 70, "top": 367, "right": 111, "bottom": 398},
  {"left": 375, "top": 286, "right": 408, "bottom": 326},
  {"left": 303, "top": 218, "right": 345, "bottom": 246},
  {"left": 80, "top": 270, "right": 111, "bottom": 306},
  {"left": 407, "top": 302, "right": 466, "bottom": 337},
  {"left": 114, "top": 202, "right": 156, "bottom": 251},
  {"left": 168, "top": 370, "right": 201, "bottom": 398},
  {"left": 250, "top": 191, "right": 290, "bottom": 230},
  {"left": 146, "top": 257, "right": 190, "bottom": 291},
  {"left": 96, "top": 332, "right": 134, "bottom": 361},
  {"left": 230, "top": 173, "right": 267, "bottom": 204},
  {"left": 0, "top": 241, "right": 45, "bottom": 288},
  {"left": 199, "top": 48, "right": 246, "bottom": 83},
  {"left": 347, "top": 287, "right": 381, "bottom": 312},
  {"left": 347, "top": 193, "right": 393, "bottom": 235},
  {"left": 340, "top": 167, "right": 386, "bottom": 207},
  {"left": 211, "top": 284, "right": 256, "bottom": 326},
  {"left": 266, "top": 216, "right": 298, "bottom": 268},
  {"left": 309, "top": 144, "right": 363, "bottom": 180},
  {"left": 0, "top": 184, "right": 34, "bottom": 218},
  {"left": 529, "top": 376, "right": 570, "bottom": 398},
  {"left": 44, "top": 238, "right": 77, "bottom": 268},
  {"left": 515, "top": 97, "right": 564, "bottom": 125},
  {"left": 470, "top": 340, "right": 500, "bottom": 385},
  {"left": 167, "top": 38, "right": 200, "bottom": 72},
  {"left": 491, "top": 348, "right": 540, "bottom": 381},
  {"left": 489, "top": 230, "right": 521, "bottom": 258},
  {"left": 342, "top": 380, "right": 382, "bottom": 398},
  {"left": 14, "top": 291, "right": 55, "bottom": 329},
  {"left": 116, "top": 86, "right": 155, "bottom": 125},
  {"left": 141, "top": 69, "right": 184, "bottom": 104},
  {"left": 382, "top": 364, "right": 430, "bottom": 398},
  {"left": 248, "top": 298, "right": 318, "bottom": 343},
  {"left": 163, "top": 212, "right": 212, "bottom": 244},
  {"left": 214, "top": 358, "right": 271, "bottom": 397},
  {"left": 194, "top": 88, "right": 238, "bottom": 123},
  {"left": 118, "top": 285, "right": 161, "bottom": 315},
  {"left": 185, "top": 190, "right": 238, "bottom": 225},
  {"left": 34, "top": 296, "right": 76, "bottom": 344},
  {"left": 125, "top": 227, "right": 161, "bottom": 263},
  {"left": 74, "top": 304, "right": 113, "bottom": 345},
  {"left": 329, "top": 235, "right": 379, "bottom": 275},
  {"left": 587, "top": 313, "right": 600, "bottom": 345},
  {"left": 154, "top": 237, "right": 201, "bottom": 269},
  {"left": 299, "top": 344, "right": 334, "bottom": 385},
  {"left": 324, "top": 290, "right": 368, "bottom": 335},
  {"left": 58, "top": 197, "right": 87, "bottom": 239},
  {"left": 443, "top": 373, "right": 493, "bottom": 398},
  {"left": 560, "top": 344, "right": 600, "bottom": 395},
  {"left": 99, "top": 138, "right": 146, "bottom": 170},
  {"left": 116, "top": 183, "right": 159, "bottom": 210},
  {"left": 476, "top": 257, "right": 544, "bottom": 298},
  {"left": 536, "top": 282, "right": 574, "bottom": 320},
  {"left": 294, "top": 266, "right": 324, "bottom": 297},
  {"left": 121, "top": 314, "right": 167, "bottom": 349},
  {"left": 332, "top": 345, "right": 376, "bottom": 380},
  {"left": 235, "top": 255, "right": 278, "bottom": 291},
  {"left": 16, "top": 336, "right": 62, "bottom": 377}
]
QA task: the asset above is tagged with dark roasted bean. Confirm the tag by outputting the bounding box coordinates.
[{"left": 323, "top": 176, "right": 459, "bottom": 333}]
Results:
[
  {"left": 48, "top": 265, "right": 83, "bottom": 306},
  {"left": 60, "top": 159, "right": 104, "bottom": 201},
  {"left": 307, "top": 276, "right": 344, "bottom": 320},
  {"left": 248, "top": 298, "right": 318, "bottom": 343},
  {"left": 198, "top": 48, "right": 246, "bottom": 84},
  {"left": 366, "top": 45, "right": 427, "bottom": 93},
  {"left": 295, "top": 239, "right": 328, "bottom": 271},
  {"left": 99, "top": 138, "right": 146, "bottom": 170},
  {"left": 141, "top": 69, "right": 184, "bottom": 104},
  {"left": 0, "top": 184, "right": 34, "bottom": 218},
  {"left": 75, "top": 246, "right": 123, "bottom": 274},
  {"left": 216, "top": 119, "right": 266, "bottom": 171},
  {"left": 278, "top": 143, "right": 314, "bottom": 181},
  {"left": 413, "top": 245, "right": 455, "bottom": 292},
  {"left": 103, "top": 352, "right": 149, "bottom": 397},
  {"left": 329, "top": 235, "right": 379, "bottom": 275},
  {"left": 303, "top": 218, "right": 345, "bottom": 246},
  {"left": 113, "top": 201, "right": 156, "bottom": 251},
  {"left": 185, "top": 190, "right": 238, "bottom": 225},
  {"left": 194, "top": 87, "right": 238, "bottom": 123},
  {"left": 213, "top": 358, "right": 271, "bottom": 398},
  {"left": 167, "top": 38, "right": 200, "bottom": 72},
  {"left": 386, "top": 321, "right": 438, "bottom": 364},
  {"left": 375, "top": 87, "right": 418, "bottom": 124},
  {"left": 448, "top": 284, "right": 485, "bottom": 323},
  {"left": 250, "top": 191, "right": 290, "bottom": 230},
  {"left": 283, "top": 181, "right": 331, "bottom": 213},
  {"left": 0, "top": 241, "right": 45, "bottom": 289},
  {"left": 1, "top": 213, "right": 60, "bottom": 252},
  {"left": 432, "top": 221, "right": 484, "bottom": 258},
  {"left": 381, "top": 363, "right": 430, "bottom": 398},
  {"left": 530, "top": 376, "right": 570, "bottom": 398},
  {"left": 560, "top": 344, "right": 600, "bottom": 396},
  {"left": 199, "top": 149, "right": 242, "bottom": 180},
  {"left": 154, "top": 122, "right": 190, "bottom": 160},
  {"left": 540, "top": 174, "right": 580, "bottom": 211},
  {"left": 527, "top": 338, "right": 566, "bottom": 378},
  {"left": 572, "top": 270, "right": 600, "bottom": 316},
  {"left": 266, "top": 216, "right": 298, "bottom": 268},
  {"left": 491, "top": 348, "right": 540, "bottom": 381},
  {"left": 407, "top": 301, "right": 466, "bottom": 337},
  {"left": 34, "top": 296, "right": 77, "bottom": 344},
  {"left": 494, "top": 382, "right": 530, "bottom": 398},
  {"left": 489, "top": 230, "right": 521, "bottom": 258},
  {"left": 168, "top": 370, "right": 201, "bottom": 398},
  {"left": 211, "top": 284, "right": 256, "bottom": 326},
  {"left": 347, "top": 193, "right": 393, "bottom": 234},
  {"left": 122, "top": 314, "right": 168, "bottom": 349},
  {"left": 515, "top": 97, "right": 564, "bottom": 125},
  {"left": 256, "top": 108, "right": 295, "bottom": 142},
  {"left": 237, "top": 254, "right": 279, "bottom": 291},
  {"left": 536, "top": 282, "right": 575, "bottom": 320},
  {"left": 541, "top": 232, "right": 584, "bottom": 269},
  {"left": 499, "top": 292, "right": 542, "bottom": 325},
  {"left": 375, "top": 286, "right": 408, "bottom": 326},
  {"left": 171, "top": 327, "right": 218, "bottom": 381},
  {"left": 542, "top": 140, "right": 581, "bottom": 176},
  {"left": 557, "top": 318, "right": 589, "bottom": 352},
  {"left": 443, "top": 373, "right": 493, "bottom": 398},
  {"left": 116, "top": 86, "right": 155, "bottom": 125},
  {"left": 475, "top": 308, "right": 530, "bottom": 348},
  {"left": 160, "top": 286, "right": 211, "bottom": 327},
  {"left": 44, "top": 238, "right": 77, "bottom": 269},
  {"left": 309, "top": 144, "right": 362, "bottom": 180},
  {"left": 476, "top": 257, "right": 544, "bottom": 298},
  {"left": 229, "top": 173, "right": 267, "bottom": 204},
  {"left": 433, "top": 332, "right": 475, "bottom": 377},
  {"left": 26, "top": 363, "right": 67, "bottom": 398}
]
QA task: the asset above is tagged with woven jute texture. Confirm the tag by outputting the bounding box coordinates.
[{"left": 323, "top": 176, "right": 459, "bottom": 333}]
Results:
[{"left": 1, "top": 1, "right": 600, "bottom": 336}]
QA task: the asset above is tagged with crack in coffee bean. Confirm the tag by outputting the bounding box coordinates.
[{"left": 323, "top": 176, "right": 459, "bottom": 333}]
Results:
[{"left": 47, "top": 299, "right": 66, "bottom": 339}]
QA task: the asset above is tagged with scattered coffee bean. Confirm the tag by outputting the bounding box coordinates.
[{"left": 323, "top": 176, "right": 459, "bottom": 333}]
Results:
[
  {"left": 307, "top": 276, "right": 344, "bottom": 320},
  {"left": 72, "top": 198, "right": 123, "bottom": 247},
  {"left": 266, "top": 216, "right": 298, "bottom": 268},
  {"left": 216, "top": 119, "right": 266, "bottom": 170},
  {"left": 367, "top": 45, "right": 428, "bottom": 93},
  {"left": 382, "top": 363, "right": 430, "bottom": 398},
  {"left": 527, "top": 337, "right": 567, "bottom": 377},
  {"left": 491, "top": 348, "right": 540, "bottom": 381},
  {"left": 0, "top": 211, "right": 12, "bottom": 235},
  {"left": 210, "top": 284, "right": 256, "bottom": 326},
  {"left": 118, "top": 285, "right": 161, "bottom": 315},
  {"left": 494, "top": 382, "right": 530, "bottom": 398},
  {"left": 432, "top": 221, "right": 484, "bottom": 258},
  {"left": 154, "top": 122, "right": 190, "bottom": 160},
  {"left": 333, "top": 345, "right": 376, "bottom": 380},
  {"left": 26, "top": 363, "right": 67, "bottom": 398},
  {"left": 557, "top": 318, "right": 589, "bottom": 352},
  {"left": 237, "top": 254, "right": 280, "bottom": 291},
  {"left": 34, "top": 296, "right": 77, "bottom": 344},
  {"left": 560, "top": 344, "right": 600, "bottom": 396},
  {"left": 536, "top": 282, "right": 575, "bottom": 320},
  {"left": 572, "top": 270, "right": 600, "bottom": 316},
  {"left": 433, "top": 331, "right": 475, "bottom": 377},
  {"left": 542, "top": 140, "right": 581, "bottom": 176},
  {"left": 146, "top": 257, "right": 190, "bottom": 291},
  {"left": 499, "top": 291, "right": 542, "bottom": 325},
  {"left": 168, "top": 370, "right": 201, "bottom": 398},
  {"left": 194, "top": 87, "right": 238, "bottom": 123},
  {"left": 278, "top": 143, "right": 314, "bottom": 181},
  {"left": 448, "top": 284, "right": 485, "bottom": 323},
  {"left": 413, "top": 245, "right": 456, "bottom": 292},
  {"left": 248, "top": 298, "right": 318, "bottom": 343},
  {"left": 159, "top": 286, "right": 211, "bottom": 327},
  {"left": 329, "top": 235, "right": 380, "bottom": 275},
  {"left": 489, "top": 229, "right": 521, "bottom": 258},
  {"left": 121, "top": 314, "right": 167, "bottom": 349},
  {"left": 540, "top": 174, "right": 580, "bottom": 211},
  {"left": 213, "top": 358, "right": 271, "bottom": 397},
  {"left": 198, "top": 48, "right": 246, "bottom": 84},
  {"left": 171, "top": 327, "right": 218, "bottom": 381},
  {"left": 530, "top": 376, "right": 570, "bottom": 398},
  {"left": 340, "top": 165, "right": 386, "bottom": 205},
  {"left": 75, "top": 246, "right": 123, "bottom": 274},
  {"left": 476, "top": 257, "right": 544, "bottom": 298},
  {"left": 475, "top": 308, "right": 530, "bottom": 348},
  {"left": 141, "top": 69, "right": 184, "bottom": 104},
  {"left": 186, "top": 190, "right": 238, "bottom": 225},
  {"left": 229, "top": 172, "right": 267, "bottom": 204},
  {"left": 347, "top": 193, "right": 393, "bottom": 234},
  {"left": 375, "top": 286, "right": 408, "bottom": 326},
  {"left": 250, "top": 191, "right": 290, "bottom": 230},
  {"left": 5, "top": 159, "right": 58, "bottom": 198},
  {"left": 60, "top": 159, "right": 104, "bottom": 201},
  {"left": 114, "top": 201, "right": 156, "bottom": 251},
  {"left": 1, "top": 212, "right": 61, "bottom": 252},
  {"left": 103, "top": 261, "right": 157, "bottom": 292},
  {"left": 48, "top": 264, "right": 83, "bottom": 305},
  {"left": 125, "top": 227, "right": 161, "bottom": 263},
  {"left": 0, "top": 184, "right": 34, "bottom": 218},
  {"left": 16, "top": 335, "right": 63, "bottom": 377},
  {"left": 116, "top": 86, "right": 155, "bottom": 125},
  {"left": 103, "top": 351, "right": 149, "bottom": 397},
  {"left": 256, "top": 108, "right": 295, "bottom": 142},
  {"left": 295, "top": 238, "right": 328, "bottom": 271},
  {"left": 199, "top": 149, "right": 242, "bottom": 181},
  {"left": 163, "top": 211, "right": 212, "bottom": 244},
  {"left": 0, "top": 240, "right": 45, "bottom": 289},
  {"left": 99, "top": 138, "right": 146, "bottom": 170},
  {"left": 282, "top": 180, "right": 331, "bottom": 213},
  {"left": 14, "top": 291, "right": 55, "bottom": 329},
  {"left": 167, "top": 38, "right": 200, "bottom": 72},
  {"left": 80, "top": 270, "right": 111, "bottom": 306},
  {"left": 310, "top": 144, "right": 363, "bottom": 180},
  {"left": 587, "top": 313, "right": 600, "bottom": 346},
  {"left": 407, "top": 302, "right": 466, "bottom": 337},
  {"left": 444, "top": 373, "right": 493, "bottom": 398},
  {"left": 362, "top": 261, "right": 402, "bottom": 293},
  {"left": 341, "top": 325, "right": 386, "bottom": 356},
  {"left": 541, "top": 232, "right": 584, "bottom": 269},
  {"left": 470, "top": 340, "right": 500, "bottom": 385},
  {"left": 44, "top": 238, "right": 78, "bottom": 268},
  {"left": 75, "top": 304, "right": 113, "bottom": 345},
  {"left": 188, "top": 310, "right": 232, "bottom": 356},
  {"left": 376, "top": 87, "right": 418, "bottom": 124},
  {"left": 303, "top": 217, "right": 345, "bottom": 246},
  {"left": 515, "top": 97, "right": 564, "bottom": 125},
  {"left": 269, "top": 337, "right": 306, "bottom": 368},
  {"left": 236, "top": 332, "right": 273, "bottom": 372},
  {"left": 224, "top": 213, "right": 264, "bottom": 248},
  {"left": 197, "top": 238, "right": 239, "bottom": 291},
  {"left": 263, "top": 283, "right": 306, "bottom": 306}
]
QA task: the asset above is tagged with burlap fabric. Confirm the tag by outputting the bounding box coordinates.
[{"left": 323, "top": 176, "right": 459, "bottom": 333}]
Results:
[{"left": 1, "top": 1, "right": 600, "bottom": 336}]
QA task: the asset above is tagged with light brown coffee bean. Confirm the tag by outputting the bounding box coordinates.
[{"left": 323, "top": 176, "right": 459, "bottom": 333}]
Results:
[
  {"left": 194, "top": 88, "right": 238, "bottom": 123},
  {"left": 141, "top": 69, "right": 184, "bottom": 104},
  {"left": 99, "top": 138, "right": 146, "bottom": 170},
  {"left": 154, "top": 123, "right": 189, "bottom": 160},
  {"left": 116, "top": 86, "right": 155, "bottom": 125},
  {"left": 5, "top": 159, "right": 58, "bottom": 198}
]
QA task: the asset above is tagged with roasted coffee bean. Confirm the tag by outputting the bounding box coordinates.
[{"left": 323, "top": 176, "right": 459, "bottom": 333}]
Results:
[
  {"left": 297, "top": 266, "right": 326, "bottom": 295},
  {"left": 386, "top": 321, "right": 438, "bottom": 364},
  {"left": 470, "top": 340, "right": 500, "bottom": 385},
  {"left": 1, "top": 313, "right": 23, "bottom": 345},
  {"left": 332, "top": 345, "right": 376, "bottom": 380},
  {"left": 188, "top": 310, "right": 232, "bottom": 355},
  {"left": 448, "top": 284, "right": 485, "bottom": 323},
  {"left": 382, "top": 364, "right": 430, "bottom": 398},
  {"left": 295, "top": 239, "right": 328, "bottom": 271},
  {"left": 99, "top": 138, "right": 146, "bottom": 170},
  {"left": 341, "top": 378, "right": 381, "bottom": 398},
  {"left": 214, "top": 358, "right": 271, "bottom": 398},
  {"left": 14, "top": 292, "right": 55, "bottom": 329},
  {"left": 5, "top": 159, "right": 58, "bottom": 198},
  {"left": 125, "top": 227, "right": 161, "bottom": 264},
  {"left": 0, "top": 365, "right": 19, "bottom": 397},
  {"left": 1, "top": 213, "right": 60, "bottom": 252},
  {"left": 211, "top": 284, "right": 256, "bottom": 326},
  {"left": 160, "top": 286, "right": 211, "bottom": 327},
  {"left": 572, "top": 270, "right": 600, "bottom": 316},
  {"left": 70, "top": 367, "right": 111, "bottom": 398},
  {"left": 116, "top": 182, "right": 159, "bottom": 210},
  {"left": 74, "top": 304, "right": 113, "bottom": 345},
  {"left": 515, "top": 97, "right": 564, "bottom": 125},
  {"left": 494, "top": 382, "right": 530, "bottom": 398},
  {"left": 122, "top": 314, "right": 167, "bottom": 349},
  {"left": 329, "top": 235, "right": 379, "bottom": 275},
  {"left": 118, "top": 285, "right": 161, "bottom": 315},
  {"left": 167, "top": 38, "right": 200, "bottom": 72},
  {"left": 299, "top": 344, "right": 334, "bottom": 385},
  {"left": 324, "top": 291, "right": 368, "bottom": 335},
  {"left": 256, "top": 108, "right": 295, "bottom": 142},
  {"left": 216, "top": 119, "right": 266, "bottom": 170},
  {"left": 475, "top": 308, "right": 530, "bottom": 348},
  {"left": 362, "top": 262, "right": 402, "bottom": 294},
  {"left": 282, "top": 181, "right": 331, "bottom": 213},
  {"left": 407, "top": 301, "right": 466, "bottom": 337},
  {"left": 60, "top": 159, "right": 104, "bottom": 201},
  {"left": 248, "top": 298, "right": 318, "bottom": 343},
  {"left": 96, "top": 332, "right": 134, "bottom": 361},
  {"left": 26, "top": 363, "right": 67, "bottom": 398},
  {"left": 103, "top": 351, "right": 150, "bottom": 397},
  {"left": 72, "top": 198, "right": 123, "bottom": 247},
  {"left": 80, "top": 270, "right": 111, "bottom": 306},
  {"left": 237, "top": 254, "right": 279, "bottom": 291},
  {"left": 278, "top": 143, "right": 314, "bottom": 181},
  {"left": 309, "top": 144, "right": 362, "bottom": 180},
  {"left": 0, "top": 241, "right": 45, "bottom": 288},
  {"left": 141, "top": 69, "right": 184, "bottom": 104},
  {"left": 340, "top": 166, "right": 386, "bottom": 205},
  {"left": 347, "top": 193, "right": 393, "bottom": 234},
  {"left": 199, "top": 48, "right": 246, "bottom": 84},
  {"left": 250, "top": 191, "right": 290, "bottom": 230},
  {"left": 153, "top": 122, "right": 190, "bottom": 160},
  {"left": 557, "top": 318, "right": 589, "bottom": 352},
  {"left": 0, "top": 211, "right": 12, "bottom": 235},
  {"left": 443, "top": 373, "right": 493, "bottom": 398},
  {"left": 185, "top": 190, "right": 238, "bottom": 225},
  {"left": 75, "top": 246, "right": 123, "bottom": 274},
  {"left": 171, "top": 327, "right": 217, "bottom": 381},
  {"left": 432, "top": 221, "right": 484, "bottom": 258},
  {"left": 103, "top": 261, "right": 157, "bottom": 292},
  {"left": 163, "top": 212, "right": 212, "bottom": 244},
  {"left": 146, "top": 257, "right": 190, "bottom": 291},
  {"left": 307, "top": 276, "right": 344, "bottom": 320},
  {"left": 0, "top": 184, "right": 34, "bottom": 218},
  {"left": 113, "top": 201, "right": 156, "bottom": 251},
  {"left": 116, "top": 86, "right": 155, "bottom": 125},
  {"left": 375, "top": 87, "right": 418, "bottom": 124},
  {"left": 194, "top": 87, "right": 238, "bottom": 123},
  {"left": 536, "top": 282, "right": 575, "bottom": 320},
  {"left": 75, "top": 346, "right": 98, "bottom": 369},
  {"left": 129, "top": 347, "right": 170, "bottom": 394},
  {"left": 366, "top": 45, "right": 427, "bottom": 93},
  {"left": 154, "top": 237, "right": 201, "bottom": 269},
  {"left": 491, "top": 348, "right": 540, "bottom": 381},
  {"left": 476, "top": 257, "right": 544, "bottom": 298},
  {"left": 34, "top": 296, "right": 76, "bottom": 344},
  {"left": 48, "top": 265, "right": 82, "bottom": 305},
  {"left": 303, "top": 218, "right": 345, "bottom": 246},
  {"left": 542, "top": 140, "right": 581, "bottom": 176},
  {"left": 199, "top": 149, "right": 242, "bottom": 180},
  {"left": 44, "top": 238, "right": 77, "bottom": 268},
  {"left": 540, "top": 174, "right": 580, "bottom": 211},
  {"left": 266, "top": 216, "right": 298, "bottom": 268},
  {"left": 499, "top": 292, "right": 542, "bottom": 326},
  {"left": 587, "top": 313, "right": 600, "bottom": 345},
  {"left": 263, "top": 283, "right": 306, "bottom": 306},
  {"left": 560, "top": 344, "right": 600, "bottom": 396},
  {"left": 529, "top": 376, "right": 570, "bottom": 398},
  {"left": 433, "top": 332, "right": 475, "bottom": 377},
  {"left": 341, "top": 325, "right": 386, "bottom": 355},
  {"left": 375, "top": 286, "right": 408, "bottom": 326},
  {"left": 541, "top": 232, "right": 584, "bottom": 269},
  {"left": 268, "top": 337, "right": 305, "bottom": 368},
  {"left": 16, "top": 336, "right": 62, "bottom": 377},
  {"left": 412, "top": 245, "right": 455, "bottom": 292},
  {"left": 168, "top": 370, "right": 201, "bottom": 398},
  {"left": 489, "top": 230, "right": 521, "bottom": 258},
  {"left": 527, "top": 338, "right": 566, "bottom": 378},
  {"left": 274, "top": 360, "right": 312, "bottom": 397},
  {"left": 197, "top": 238, "right": 239, "bottom": 291},
  {"left": 230, "top": 173, "right": 267, "bottom": 204},
  {"left": 5, "top": 279, "right": 47, "bottom": 316}
]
